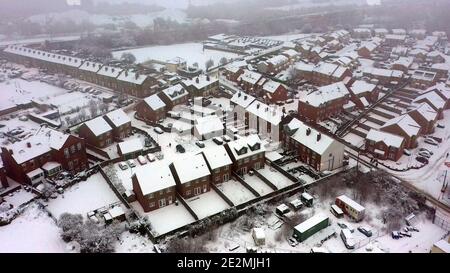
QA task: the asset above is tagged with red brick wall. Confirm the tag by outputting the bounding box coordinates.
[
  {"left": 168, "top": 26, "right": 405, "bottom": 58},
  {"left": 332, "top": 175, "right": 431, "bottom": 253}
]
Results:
[
  {"left": 78, "top": 124, "right": 113, "bottom": 148},
  {"left": 177, "top": 176, "right": 211, "bottom": 199},
  {"left": 132, "top": 176, "right": 177, "bottom": 212},
  {"left": 136, "top": 101, "right": 167, "bottom": 123}
]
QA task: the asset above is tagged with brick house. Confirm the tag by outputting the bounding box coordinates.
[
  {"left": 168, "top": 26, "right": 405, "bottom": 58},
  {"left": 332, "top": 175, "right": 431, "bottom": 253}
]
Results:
[
  {"left": 1, "top": 161, "right": 8, "bottom": 188},
  {"left": 225, "top": 134, "right": 265, "bottom": 176},
  {"left": 410, "top": 70, "right": 437, "bottom": 90},
  {"left": 78, "top": 117, "right": 113, "bottom": 148},
  {"left": 349, "top": 80, "right": 379, "bottom": 108},
  {"left": 261, "top": 80, "right": 288, "bottom": 103},
  {"left": 136, "top": 94, "right": 167, "bottom": 123},
  {"left": 357, "top": 42, "right": 378, "bottom": 58},
  {"left": 413, "top": 91, "right": 446, "bottom": 119},
  {"left": 298, "top": 82, "right": 350, "bottom": 123},
  {"left": 132, "top": 162, "right": 177, "bottom": 212},
  {"left": 158, "top": 84, "right": 189, "bottom": 111},
  {"left": 384, "top": 34, "right": 406, "bottom": 47},
  {"left": 201, "top": 146, "right": 232, "bottom": 184},
  {"left": 380, "top": 114, "right": 422, "bottom": 149},
  {"left": 362, "top": 67, "right": 404, "bottom": 85},
  {"left": 79, "top": 61, "right": 103, "bottom": 84},
  {"left": 237, "top": 70, "right": 264, "bottom": 93},
  {"left": 104, "top": 109, "right": 132, "bottom": 141},
  {"left": 0, "top": 128, "right": 87, "bottom": 184},
  {"left": 407, "top": 103, "right": 438, "bottom": 134},
  {"left": 116, "top": 70, "right": 157, "bottom": 98},
  {"left": 224, "top": 65, "right": 244, "bottom": 82},
  {"left": 365, "top": 129, "right": 405, "bottom": 161},
  {"left": 426, "top": 51, "right": 446, "bottom": 64},
  {"left": 284, "top": 118, "right": 345, "bottom": 171},
  {"left": 182, "top": 75, "right": 219, "bottom": 97},
  {"left": 257, "top": 55, "right": 289, "bottom": 75},
  {"left": 229, "top": 92, "right": 256, "bottom": 130},
  {"left": 425, "top": 83, "right": 450, "bottom": 109},
  {"left": 170, "top": 154, "right": 211, "bottom": 199},
  {"left": 391, "top": 57, "right": 413, "bottom": 73},
  {"left": 117, "top": 139, "right": 143, "bottom": 160},
  {"left": 96, "top": 65, "right": 122, "bottom": 90},
  {"left": 311, "top": 63, "right": 352, "bottom": 86}
]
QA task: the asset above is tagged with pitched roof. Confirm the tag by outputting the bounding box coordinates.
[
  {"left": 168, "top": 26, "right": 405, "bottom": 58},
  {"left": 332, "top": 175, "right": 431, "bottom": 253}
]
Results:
[
  {"left": 133, "top": 162, "right": 176, "bottom": 195},
  {"left": 290, "top": 119, "right": 340, "bottom": 155},
  {"left": 172, "top": 154, "right": 211, "bottom": 184},
  {"left": 144, "top": 94, "right": 166, "bottom": 111},
  {"left": 83, "top": 116, "right": 112, "bottom": 136},
  {"left": 366, "top": 129, "right": 404, "bottom": 148},
  {"left": 300, "top": 82, "right": 349, "bottom": 107},
  {"left": 105, "top": 109, "right": 131, "bottom": 128},
  {"left": 381, "top": 114, "right": 421, "bottom": 137},
  {"left": 201, "top": 145, "right": 232, "bottom": 170}
]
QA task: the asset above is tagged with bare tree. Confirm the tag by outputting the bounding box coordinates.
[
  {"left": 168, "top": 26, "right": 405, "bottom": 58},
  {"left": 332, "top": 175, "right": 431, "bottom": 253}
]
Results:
[
  {"left": 121, "top": 52, "right": 137, "bottom": 64},
  {"left": 219, "top": 57, "right": 228, "bottom": 66},
  {"left": 88, "top": 100, "right": 98, "bottom": 118},
  {"left": 205, "top": 59, "right": 214, "bottom": 71}
]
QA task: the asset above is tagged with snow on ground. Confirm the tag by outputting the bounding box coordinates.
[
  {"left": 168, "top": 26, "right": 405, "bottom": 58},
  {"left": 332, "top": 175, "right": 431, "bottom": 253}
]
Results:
[
  {"left": 46, "top": 173, "right": 120, "bottom": 219},
  {"left": 0, "top": 78, "right": 67, "bottom": 111},
  {"left": 216, "top": 179, "right": 256, "bottom": 205},
  {"left": 0, "top": 203, "right": 68, "bottom": 253},
  {"left": 243, "top": 174, "right": 274, "bottom": 196},
  {"left": 3, "top": 188, "right": 35, "bottom": 208},
  {"left": 132, "top": 201, "right": 196, "bottom": 236},
  {"left": 113, "top": 43, "right": 242, "bottom": 70},
  {"left": 115, "top": 231, "right": 155, "bottom": 253},
  {"left": 187, "top": 190, "right": 230, "bottom": 219},
  {"left": 257, "top": 166, "right": 295, "bottom": 189}
]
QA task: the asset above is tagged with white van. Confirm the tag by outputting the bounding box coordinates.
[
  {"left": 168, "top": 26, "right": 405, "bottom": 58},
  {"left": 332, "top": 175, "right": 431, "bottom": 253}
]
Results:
[{"left": 341, "top": 228, "right": 355, "bottom": 249}]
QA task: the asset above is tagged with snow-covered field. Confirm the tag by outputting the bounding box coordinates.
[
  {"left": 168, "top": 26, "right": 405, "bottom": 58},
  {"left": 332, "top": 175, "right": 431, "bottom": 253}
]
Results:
[
  {"left": 113, "top": 43, "right": 242, "bottom": 70},
  {"left": 0, "top": 204, "right": 68, "bottom": 253},
  {"left": 46, "top": 173, "right": 121, "bottom": 219}
]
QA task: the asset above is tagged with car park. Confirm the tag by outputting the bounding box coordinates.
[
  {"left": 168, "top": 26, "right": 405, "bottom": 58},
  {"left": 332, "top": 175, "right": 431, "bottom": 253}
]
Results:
[
  {"left": 118, "top": 162, "right": 128, "bottom": 170},
  {"left": 127, "top": 159, "right": 136, "bottom": 168}
]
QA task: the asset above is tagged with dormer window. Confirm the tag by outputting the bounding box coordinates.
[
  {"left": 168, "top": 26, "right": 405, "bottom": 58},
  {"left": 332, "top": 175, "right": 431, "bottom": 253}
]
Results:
[
  {"left": 235, "top": 146, "right": 248, "bottom": 155},
  {"left": 248, "top": 143, "right": 260, "bottom": 151}
]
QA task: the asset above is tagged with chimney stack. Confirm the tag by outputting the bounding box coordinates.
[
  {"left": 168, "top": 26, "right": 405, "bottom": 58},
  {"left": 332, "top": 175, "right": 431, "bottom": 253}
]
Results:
[
  {"left": 306, "top": 128, "right": 311, "bottom": 136},
  {"left": 27, "top": 142, "right": 31, "bottom": 148},
  {"left": 317, "top": 133, "right": 321, "bottom": 142}
]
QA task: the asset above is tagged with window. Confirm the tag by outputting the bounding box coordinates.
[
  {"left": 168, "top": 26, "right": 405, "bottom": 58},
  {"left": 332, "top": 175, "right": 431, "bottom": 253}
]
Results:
[
  {"left": 149, "top": 202, "right": 155, "bottom": 208},
  {"left": 64, "top": 148, "right": 69, "bottom": 158},
  {"left": 186, "top": 190, "right": 191, "bottom": 196},
  {"left": 77, "top": 143, "right": 82, "bottom": 151},
  {"left": 70, "top": 145, "right": 76, "bottom": 154},
  {"left": 68, "top": 161, "right": 74, "bottom": 170},
  {"left": 148, "top": 193, "right": 154, "bottom": 199},
  {"left": 214, "top": 169, "right": 220, "bottom": 174}
]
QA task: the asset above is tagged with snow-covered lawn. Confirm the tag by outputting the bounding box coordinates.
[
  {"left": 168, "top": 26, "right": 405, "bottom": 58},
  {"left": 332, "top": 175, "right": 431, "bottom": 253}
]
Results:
[
  {"left": 216, "top": 179, "right": 256, "bottom": 205},
  {"left": 133, "top": 201, "right": 196, "bottom": 236},
  {"left": 113, "top": 43, "right": 241, "bottom": 70},
  {"left": 115, "top": 231, "right": 155, "bottom": 253},
  {"left": 0, "top": 203, "right": 68, "bottom": 253},
  {"left": 0, "top": 78, "right": 67, "bottom": 111},
  {"left": 46, "top": 173, "right": 121, "bottom": 219},
  {"left": 3, "top": 188, "right": 35, "bottom": 208},
  {"left": 187, "top": 190, "right": 230, "bottom": 219},
  {"left": 243, "top": 174, "right": 275, "bottom": 196},
  {"left": 257, "top": 167, "right": 295, "bottom": 189}
]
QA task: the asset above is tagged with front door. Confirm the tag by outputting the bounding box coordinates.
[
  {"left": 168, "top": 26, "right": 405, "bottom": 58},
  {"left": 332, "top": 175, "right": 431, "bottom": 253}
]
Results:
[
  {"left": 194, "top": 187, "right": 201, "bottom": 196},
  {"left": 241, "top": 167, "right": 247, "bottom": 175},
  {"left": 223, "top": 173, "right": 229, "bottom": 182},
  {"left": 158, "top": 198, "right": 166, "bottom": 208}
]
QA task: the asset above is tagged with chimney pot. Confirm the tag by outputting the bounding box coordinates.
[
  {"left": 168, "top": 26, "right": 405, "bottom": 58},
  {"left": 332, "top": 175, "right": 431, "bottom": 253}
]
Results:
[
  {"left": 27, "top": 142, "right": 31, "bottom": 148},
  {"left": 317, "top": 133, "right": 321, "bottom": 141}
]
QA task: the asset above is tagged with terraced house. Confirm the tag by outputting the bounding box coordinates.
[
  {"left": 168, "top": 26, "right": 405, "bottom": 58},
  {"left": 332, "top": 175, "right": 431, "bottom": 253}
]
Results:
[{"left": 225, "top": 134, "right": 265, "bottom": 176}]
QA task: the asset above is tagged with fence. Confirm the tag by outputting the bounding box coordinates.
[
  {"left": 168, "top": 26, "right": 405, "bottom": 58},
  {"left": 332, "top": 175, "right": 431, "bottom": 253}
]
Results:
[{"left": 433, "top": 210, "right": 450, "bottom": 231}]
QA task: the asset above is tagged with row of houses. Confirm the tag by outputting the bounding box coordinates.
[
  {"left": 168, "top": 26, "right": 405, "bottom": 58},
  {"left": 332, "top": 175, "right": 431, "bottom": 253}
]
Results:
[
  {"left": 132, "top": 134, "right": 265, "bottom": 212},
  {"left": 294, "top": 62, "right": 352, "bottom": 86},
  {"left": 2, "top": 45, "right": 163, "bottom": 98}
]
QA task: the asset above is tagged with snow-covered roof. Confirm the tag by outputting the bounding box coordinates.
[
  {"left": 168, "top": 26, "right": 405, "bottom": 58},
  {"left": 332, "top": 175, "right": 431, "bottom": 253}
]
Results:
[
  {"left": 116, "top": 70, "right": 148, "bottom": 85},
  {"left": 109, "top": 206, "right": 125, "bottom": 218},
  {"left": 83, "top": 116, "right": 112, "bottom": 137},
  {"left": 290, "top": 119, "right": 339, "bottom": 155},
  {"left": 350, "top": 80, "right": 377, "bottom": 95},
  {"left": 425, "top": 83, "right": 450, "bottom": 99},
  {"left": 392, "top": 29, "right": 406, "bottom": 35},
  {"left": 201, "top": 145, "right": 232, "bottom": 170},
  {"left": 117, "top": 139, "right": 143, "bottom": 155},
  {"left": 353, "top": 28, "right": 371, "bottom": 33},
  {"left": 409, "top": 102, "right": 438, "bottom": 122},
  {"left": 3, "top": 128, "right": 72, "bottom": 164},
  {"left": 393, "top": 57, "right": 413, "bottom": 68},
  {"left": 230, "top": 92, "right": 256, "bottom": 108},
  {"left": 41, "top": 162, "right": 61, "bottom": 171},
  {"left": 414, "top": 91, "right": 446, "bottom": 110},
  {"left": 227, "top": 134, "right": 265, "bottom": 161},
  {"left": 195, "top": 116, "right": 224, "bottom": 136},
  {"left": 133, "top": 162, "right": 176, "bottom": 195},
  {"left": 4, "top": 46, "right": 84, "bottom": 68},
  {"left": 97, "top": 65, "right": 122, "bottom": 78},
  {"left": 172, "top": 154, "right": 211, "bottom": 184},
  {"left": 262, "top": 80, "right": 283, "bottom": 94},
  {"left": 143, "top": 94, "right": 166, "bottom": 111},
  {"left": 374, "top": 28, "right": 388, "bottom": 34},
  {"left": 266, "top": 55, "right": 289, "bottom": 66},
  {"left": 366, "top": 129, "right": 404, "bottom": 148},
  {"left": 337, "top": 195, "right": 365, "bottom": 212},
  {"left": 238, "top": 70, "right": 263, "bottom": 85},
  {"left": 433, "top": 239, "right": 450, "bottom": 253},
  {"left": 294, "top": 213, "right": 328, "bottom": 233},
  {"left": 386, "top": 34, "right": 406, "bottom": 41},
  {"left": 313, "top": 62, "right": 348, "bottom": 78},
  {"left": 246, "top": 100, "right": 283, "bottom": 125},
  {"left": 300, "top": 82, "right": 349, "bottom": 107},
  {"left": 381, "top": 114, "right": 421, "bottom": 137},
  {"left": 105, "top": 109, "right": 130, "bottom": 128},
  {"left": 282, "top": 49, "right": 298, "bottom": 57},
  {"left": 411, "top": 70, "right": 436, "bottom": 82},
  {"left": 183, "top": 75, "right": 219, "bottom": 90},
  {"left": 359, "top": 42, "right": 377, "bottom": 52},
  {"left": 363, "top": 67, "right": 404, "bottom": 78},
  {"left": 79, "top": 61, "right": 103, "bottom": 73},
  {"left": 161, "top": 84, "right": 188, "bottom": 101},
  {"left": 295, "top": 62, "right": 315, "bottom": 72}
]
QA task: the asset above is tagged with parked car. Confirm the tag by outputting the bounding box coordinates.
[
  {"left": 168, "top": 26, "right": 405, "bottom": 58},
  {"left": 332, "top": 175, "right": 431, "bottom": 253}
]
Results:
[
  {"left": 392, "top": 231, "right": 401, "bottom": 239},
  {"left": 418, "top": 148, "right": 433, "bottom": 155},
  {"left": 424, "top": 138, "right": 438, "bottom": 146},
  {"left": 415, "top": 156, "right": 429, "bottom": 164},
  {"left": 213, "top": 137, "right": 223, "bottom": 145},
  {"left": 176, "top": 144, "right": 186, "bottom": 153},
  {"left": 222, "top": 135, "right": 232, "bottom": 143},
  {"left": 357, "top": 226, "right": 373, "bottom": 237},
  {"left": 153, "top": 127, "right": 164, "bottom": 134},
  {"left": 137, "top": 155, "right": 147, "bottom": 165},
  {"left": 437, "top": 123, "right": 445, "bottom": 129},
  {"left": 418, "top": 151, "right": 431, "bottom": 159},
  {"left": 195, "top": 141, "right": 205, "bottom": 148},
  {"left": 341, "top": 229, "right": 355, "bottom": 249},
  {"left": 399, "top": 231, "right": 411, "bottom": 237},
  {"left": 147, "top": 154, "right": 156, "bottom": 162},
  {"left": 127, "top": 159, "right": 136, "bottom": 168},
  {"left": 403, "top": 149, "right": 411, "bottom": 156},
  {"left": 118, "top": 162, "right": 129, "bottom": 170}
]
